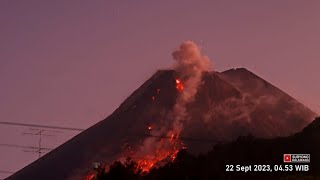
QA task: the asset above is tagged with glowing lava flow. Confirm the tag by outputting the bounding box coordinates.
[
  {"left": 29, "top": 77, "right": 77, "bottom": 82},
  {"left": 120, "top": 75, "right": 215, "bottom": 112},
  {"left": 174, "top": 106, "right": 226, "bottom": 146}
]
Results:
[
  {"left": 134, "top": 79, "right": 186, "bottom": 172},
  {"left": 136, "top": 132, "right": 181, "bottom": 172},
  {"left": 175, "top": 79, "right": 184, "bottom": 92},
  {"left": 85, "top": 171, "right": 95, "bottom": 180}
]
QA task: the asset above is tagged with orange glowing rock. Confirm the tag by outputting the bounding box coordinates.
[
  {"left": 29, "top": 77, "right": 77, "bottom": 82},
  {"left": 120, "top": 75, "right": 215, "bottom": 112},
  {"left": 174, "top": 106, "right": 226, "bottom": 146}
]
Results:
[
  {"left": 175, "top": 79, "right": 184, "bottom": 92},
  {"left": 170, "top": 134, "right": 174, "bottom": 141}
]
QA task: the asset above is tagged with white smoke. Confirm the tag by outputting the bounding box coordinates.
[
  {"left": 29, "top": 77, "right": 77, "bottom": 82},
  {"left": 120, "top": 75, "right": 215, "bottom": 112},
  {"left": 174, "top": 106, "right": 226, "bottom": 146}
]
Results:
[{"left": 171, "top": 40, "right": 212, "bottom": 132}]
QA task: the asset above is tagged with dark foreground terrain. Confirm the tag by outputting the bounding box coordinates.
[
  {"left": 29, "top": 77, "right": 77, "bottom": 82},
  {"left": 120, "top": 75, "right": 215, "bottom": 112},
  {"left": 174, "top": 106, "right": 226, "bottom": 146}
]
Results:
[{"left": 92, "top": 117, "right": 320, "bottom": 180}]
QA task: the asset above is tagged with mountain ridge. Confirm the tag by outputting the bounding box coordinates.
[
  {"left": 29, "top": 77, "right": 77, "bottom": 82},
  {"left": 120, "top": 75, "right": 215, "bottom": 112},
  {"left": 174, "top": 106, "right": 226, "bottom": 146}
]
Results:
[{"left": 8, "top": 68, "right": 316, "bottom": 180}]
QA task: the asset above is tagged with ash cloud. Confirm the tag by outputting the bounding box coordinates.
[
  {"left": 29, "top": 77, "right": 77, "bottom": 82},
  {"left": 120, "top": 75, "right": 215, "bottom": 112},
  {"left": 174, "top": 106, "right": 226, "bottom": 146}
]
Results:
[
  {"left": 172, "top": 41, "right": 212, "bottom": 79},
  {"left": 171, "top": 41, "right": 212, "bottom": 132}
]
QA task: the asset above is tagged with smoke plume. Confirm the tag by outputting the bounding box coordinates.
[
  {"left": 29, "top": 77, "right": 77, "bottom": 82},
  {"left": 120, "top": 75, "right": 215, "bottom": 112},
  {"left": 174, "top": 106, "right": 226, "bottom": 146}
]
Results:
[
  {"left": 171, "top": 41, "right": 212, "bottom": 132},
  {"left": 129, "top": 41, "right": 213, "bottom": 171}
]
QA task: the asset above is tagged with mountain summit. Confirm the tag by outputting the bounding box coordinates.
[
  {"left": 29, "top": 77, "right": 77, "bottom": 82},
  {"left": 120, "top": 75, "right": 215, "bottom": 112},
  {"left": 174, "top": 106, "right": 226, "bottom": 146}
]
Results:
[{"left": 8, "top": 68, "right": 317, "bottom": 180}]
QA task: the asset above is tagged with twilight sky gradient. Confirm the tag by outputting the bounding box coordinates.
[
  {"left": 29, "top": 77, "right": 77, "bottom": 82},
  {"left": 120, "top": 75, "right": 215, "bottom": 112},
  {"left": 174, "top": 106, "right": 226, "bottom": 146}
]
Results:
[{"left": 0, "top": 0, "right": 320, "bottom": 178}]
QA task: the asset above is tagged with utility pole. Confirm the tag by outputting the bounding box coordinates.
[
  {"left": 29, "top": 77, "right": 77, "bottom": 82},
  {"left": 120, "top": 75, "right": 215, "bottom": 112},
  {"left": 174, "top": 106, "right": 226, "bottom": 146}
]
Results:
[{"left": 22, "top": 128, "right": 62, "bottom": 158}]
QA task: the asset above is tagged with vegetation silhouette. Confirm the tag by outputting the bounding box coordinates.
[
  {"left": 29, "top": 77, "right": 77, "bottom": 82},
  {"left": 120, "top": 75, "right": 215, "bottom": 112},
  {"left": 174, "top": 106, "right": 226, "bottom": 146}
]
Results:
[{"left": 91, "top": 117, "right": 320, "bottom": 180}]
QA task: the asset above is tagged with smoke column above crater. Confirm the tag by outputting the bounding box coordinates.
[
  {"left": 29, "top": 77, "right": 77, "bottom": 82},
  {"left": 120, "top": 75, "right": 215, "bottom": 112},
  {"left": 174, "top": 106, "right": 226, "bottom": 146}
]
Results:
[
  {"left": 123, "top": 41, "right": 213, "bottom": 172},
  {"left": 172, "top": 41, "right": 212, "bottom": 77},
  {"left": 171, "top": 40, "right": 212, "bottom": 132}
]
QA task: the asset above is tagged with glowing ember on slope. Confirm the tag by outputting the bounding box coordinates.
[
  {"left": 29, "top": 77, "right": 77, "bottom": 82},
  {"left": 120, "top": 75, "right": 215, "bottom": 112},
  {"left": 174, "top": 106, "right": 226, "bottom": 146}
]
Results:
[
  {"left": 170, "top": 134, "right": 174, "bottom": 141},
  {"left": 175, "top": 79, "right": 184, "bottom": 92},
  {"left": 151, "top": 88, "right": 161, "bottom": 101}
]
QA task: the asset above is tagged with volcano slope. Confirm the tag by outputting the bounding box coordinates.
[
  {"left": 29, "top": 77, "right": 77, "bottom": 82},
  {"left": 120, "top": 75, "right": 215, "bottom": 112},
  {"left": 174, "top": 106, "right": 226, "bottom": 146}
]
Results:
[{"left": 8, "top": 68, "right": 317, "bottom": 180}]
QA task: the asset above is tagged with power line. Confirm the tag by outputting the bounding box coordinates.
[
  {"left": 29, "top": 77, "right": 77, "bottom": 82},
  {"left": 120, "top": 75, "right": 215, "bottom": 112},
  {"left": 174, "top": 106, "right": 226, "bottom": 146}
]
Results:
[
  {"left": 0, "top": 143, "right": 53, "bottom": 151},
  {"left": 0, "top": 122, "right": 222, "bottom": 143},
  {"left": 0, "top": 121, "right": 84, "bottom": 131},
  {"left": 22, "top": 128, "right": 61, "bottom": 158}
]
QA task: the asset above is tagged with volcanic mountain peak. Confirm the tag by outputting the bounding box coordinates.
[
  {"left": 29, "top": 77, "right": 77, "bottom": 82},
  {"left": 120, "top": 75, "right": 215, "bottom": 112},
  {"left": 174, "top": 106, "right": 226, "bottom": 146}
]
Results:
[
  {"left": 218, "top": 68, "right": 317, "bottom": 130},
  {"left": 8, "top": 68, "right": 317, "bottom": 180},
  {"left": 219, "top": 67, "right": 291, "bottom": 98}
]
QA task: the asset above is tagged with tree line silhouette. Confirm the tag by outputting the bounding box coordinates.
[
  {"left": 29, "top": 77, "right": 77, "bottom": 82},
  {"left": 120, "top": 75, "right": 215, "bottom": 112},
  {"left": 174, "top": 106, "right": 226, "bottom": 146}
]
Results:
[{"left": 88, "top": 117, "right": 320, "bottom": 180}]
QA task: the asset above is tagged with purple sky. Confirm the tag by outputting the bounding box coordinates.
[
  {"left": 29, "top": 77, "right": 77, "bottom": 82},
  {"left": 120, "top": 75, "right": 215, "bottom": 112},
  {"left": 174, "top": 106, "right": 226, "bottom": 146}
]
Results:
[{"left": 1, "top": 0, "right": 320, "bottom": 178}]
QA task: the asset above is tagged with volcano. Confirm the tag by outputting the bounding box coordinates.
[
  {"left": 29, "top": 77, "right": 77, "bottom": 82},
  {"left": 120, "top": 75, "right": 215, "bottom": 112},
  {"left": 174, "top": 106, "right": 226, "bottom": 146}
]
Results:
[{"left": 8, "top": 68, "right": 317, "bottom": 180}]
